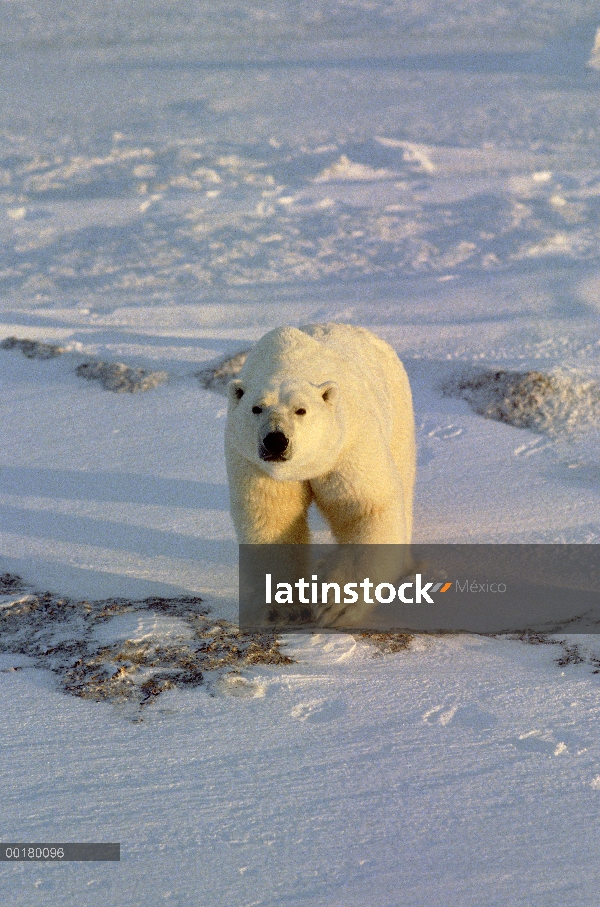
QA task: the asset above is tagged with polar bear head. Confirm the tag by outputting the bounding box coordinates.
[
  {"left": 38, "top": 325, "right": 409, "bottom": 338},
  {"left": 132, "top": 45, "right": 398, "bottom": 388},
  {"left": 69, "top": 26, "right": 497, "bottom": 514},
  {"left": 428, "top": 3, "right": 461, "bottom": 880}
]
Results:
[{"left": 227, "top": 376, "right": 344, "bottom": 481}]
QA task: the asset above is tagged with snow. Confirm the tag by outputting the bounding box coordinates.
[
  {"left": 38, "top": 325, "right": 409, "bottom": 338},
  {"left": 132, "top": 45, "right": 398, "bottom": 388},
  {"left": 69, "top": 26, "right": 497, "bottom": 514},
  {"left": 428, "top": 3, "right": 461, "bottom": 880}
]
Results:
[
  {"left": 1, "top": 1, "right": 600, "bottom": 904},
  {"left": 3, "top": 638, "right": 600, "bottom": 906}
]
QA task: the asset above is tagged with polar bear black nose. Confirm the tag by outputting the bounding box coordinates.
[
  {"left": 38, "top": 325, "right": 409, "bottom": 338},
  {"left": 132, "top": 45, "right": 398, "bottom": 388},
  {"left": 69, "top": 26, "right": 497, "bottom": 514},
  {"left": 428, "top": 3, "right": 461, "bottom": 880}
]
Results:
[{"left": 261, "top": 431, "right": 289, "bottom": 458}]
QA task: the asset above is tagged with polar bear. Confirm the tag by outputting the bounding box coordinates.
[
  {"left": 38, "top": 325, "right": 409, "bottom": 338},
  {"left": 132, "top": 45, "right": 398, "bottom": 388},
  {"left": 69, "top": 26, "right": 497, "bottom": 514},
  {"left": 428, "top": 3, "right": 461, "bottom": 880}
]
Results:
[{"left": 225, "top": 323, "right": 416, "bottom": 550}]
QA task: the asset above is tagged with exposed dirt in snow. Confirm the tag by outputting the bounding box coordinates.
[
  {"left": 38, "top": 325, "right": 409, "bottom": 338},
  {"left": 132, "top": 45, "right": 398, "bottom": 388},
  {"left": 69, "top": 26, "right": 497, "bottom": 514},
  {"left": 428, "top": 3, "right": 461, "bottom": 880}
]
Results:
[
  {"left": 0, "top": 573, "right": 293, "bottom": 714},
  {"left": 76, "top": 360, "right": 169, "bottom": 393},
  {"left": 443, "top": 367, "right": 600, "bottom": 435},
  {"left": 1, "top": 336, "right": 67, "bottom": 359}
]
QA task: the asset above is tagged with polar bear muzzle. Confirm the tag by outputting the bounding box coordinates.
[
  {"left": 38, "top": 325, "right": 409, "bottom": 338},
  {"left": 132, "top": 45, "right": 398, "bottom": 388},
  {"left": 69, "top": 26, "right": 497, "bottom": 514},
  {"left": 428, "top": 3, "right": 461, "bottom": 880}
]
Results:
[{"left": 260, "top": 430, "right": 290, "bottom": 461}]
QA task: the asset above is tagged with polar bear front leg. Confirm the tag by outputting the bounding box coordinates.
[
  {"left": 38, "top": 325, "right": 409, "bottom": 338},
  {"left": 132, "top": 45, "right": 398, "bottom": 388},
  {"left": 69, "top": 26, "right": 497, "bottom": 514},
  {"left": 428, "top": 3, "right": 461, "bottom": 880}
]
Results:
[
  {"left": 311, "top": 461, "right": 409, "bottom": 546},
  {"left": 226, "top": 448, "right": 312, "bottom": 544},
  {"left": 310, "top": 459, "right": 411, "bottom": 627}
]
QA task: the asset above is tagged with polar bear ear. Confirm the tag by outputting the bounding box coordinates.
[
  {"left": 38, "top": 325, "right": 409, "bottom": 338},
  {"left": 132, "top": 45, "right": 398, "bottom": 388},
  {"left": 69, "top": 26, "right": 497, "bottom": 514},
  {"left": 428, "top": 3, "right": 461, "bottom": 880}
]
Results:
[
  {"left": 228, "top": 379, "right": 245, "bottom": 404},
  {"left": 319, "top": 381, "right": 338, "bottom": 404}
]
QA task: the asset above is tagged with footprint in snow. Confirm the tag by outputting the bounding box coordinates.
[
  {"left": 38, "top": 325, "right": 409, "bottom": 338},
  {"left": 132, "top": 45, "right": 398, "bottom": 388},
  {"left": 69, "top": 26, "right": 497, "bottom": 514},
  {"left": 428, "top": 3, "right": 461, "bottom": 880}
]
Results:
[
  {"left": 509, "top": 730, "right": 569, "bottom": 756},
  {"left": 291, "top": 698, "right": 346, "bottom": 723},
  {"left": 422, "top": 703, "right": 496, "bottom": 730},
  {"left": 420, "top": 421, "right": 465, "bottom": 440},
  {"left": 217, "top": 675, "right": 267, "bottom": 699},
  {"left": 424, "top": 709, "right": 580, "bottom": 756},
  {"left": 513, "top": 437, "right": 553, "bottom": 457}
]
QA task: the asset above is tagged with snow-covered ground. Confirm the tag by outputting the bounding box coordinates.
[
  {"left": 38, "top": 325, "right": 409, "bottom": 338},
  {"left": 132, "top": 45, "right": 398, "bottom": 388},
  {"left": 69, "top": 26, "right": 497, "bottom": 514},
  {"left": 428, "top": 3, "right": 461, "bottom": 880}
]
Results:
[{"left": 1, "top": 2, "right": 600, "bottom": 904}]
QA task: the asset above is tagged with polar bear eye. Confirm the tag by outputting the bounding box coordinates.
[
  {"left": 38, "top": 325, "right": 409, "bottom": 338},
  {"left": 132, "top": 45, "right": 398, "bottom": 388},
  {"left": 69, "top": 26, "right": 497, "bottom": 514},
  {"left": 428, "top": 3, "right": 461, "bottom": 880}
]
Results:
[
  {"left": 252, "top": 405, "right": 262, "bottom": 414},
  {"left": 295, "top": 408, "right": 306, "bottom": 416}
]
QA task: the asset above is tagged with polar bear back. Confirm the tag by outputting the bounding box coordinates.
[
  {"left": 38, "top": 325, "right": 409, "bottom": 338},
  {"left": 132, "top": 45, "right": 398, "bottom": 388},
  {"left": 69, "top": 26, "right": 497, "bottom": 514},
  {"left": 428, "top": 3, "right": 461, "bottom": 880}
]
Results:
[
  {"left": 299, "top": 323, "right": 415, "bottom": 533},
  {"left": 241, "top": 322, "right": 398, "bottom": 412}
]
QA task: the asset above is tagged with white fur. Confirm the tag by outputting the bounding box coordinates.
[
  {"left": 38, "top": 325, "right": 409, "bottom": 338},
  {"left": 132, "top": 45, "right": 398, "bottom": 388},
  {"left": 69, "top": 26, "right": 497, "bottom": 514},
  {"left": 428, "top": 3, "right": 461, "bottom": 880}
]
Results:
[{"left": 225, "top": 323, "right": 416, "bottom": 548}]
